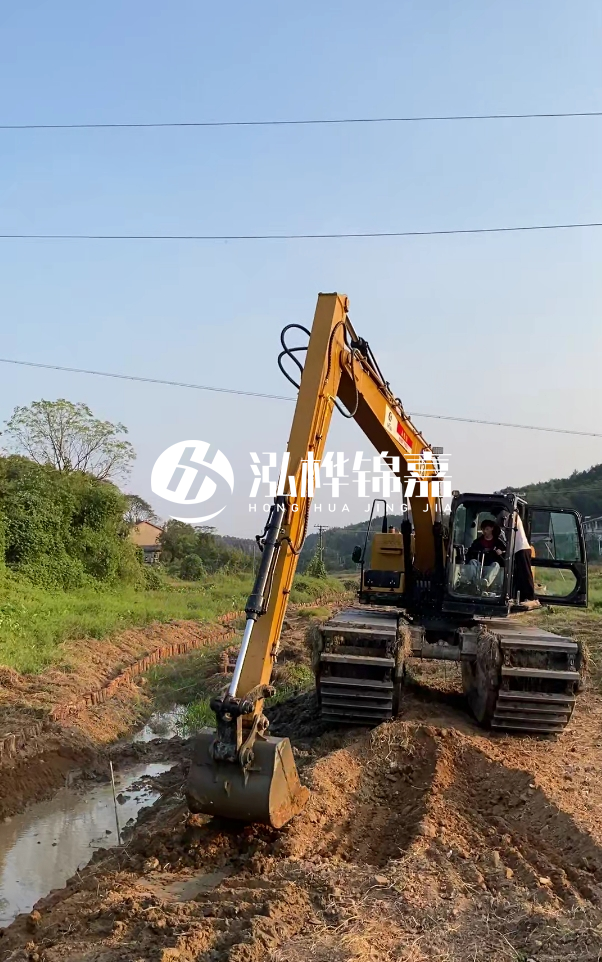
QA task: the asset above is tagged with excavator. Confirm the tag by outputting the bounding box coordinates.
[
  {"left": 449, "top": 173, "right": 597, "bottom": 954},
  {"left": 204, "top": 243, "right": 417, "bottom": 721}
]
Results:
[{"left": 186, "top": 293, "right": 587, "bottom": 829}]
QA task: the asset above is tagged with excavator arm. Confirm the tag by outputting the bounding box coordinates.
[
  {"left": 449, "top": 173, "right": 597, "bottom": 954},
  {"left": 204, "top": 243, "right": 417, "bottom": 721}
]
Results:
[{"left": 185, "top": 292, "right": 443, "bottom": 827}]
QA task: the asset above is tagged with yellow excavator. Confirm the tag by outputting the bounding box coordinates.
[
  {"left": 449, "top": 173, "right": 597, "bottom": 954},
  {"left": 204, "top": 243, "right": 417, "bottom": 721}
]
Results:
[{"left": 186, "top": 293, "right": 587, "bottom": 829}]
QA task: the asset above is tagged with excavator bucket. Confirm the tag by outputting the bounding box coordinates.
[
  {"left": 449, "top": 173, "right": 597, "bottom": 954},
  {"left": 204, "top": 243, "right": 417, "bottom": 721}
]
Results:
[{"left": 185, "top": 729, "right": 309, "bottom": 829}]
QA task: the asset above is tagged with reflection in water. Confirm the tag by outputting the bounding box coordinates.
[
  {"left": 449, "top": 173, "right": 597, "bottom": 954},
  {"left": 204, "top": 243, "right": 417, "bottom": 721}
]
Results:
[
  {"left": 132, "top": 709, "right": 185, "bottom": 743},
  {"left": 0, "top": 761, "right": 172, "bottom": 926}
]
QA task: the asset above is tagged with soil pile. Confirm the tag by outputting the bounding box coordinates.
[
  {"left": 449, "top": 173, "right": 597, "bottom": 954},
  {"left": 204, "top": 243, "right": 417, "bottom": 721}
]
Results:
[
  {"left": 2, "top": 606, "right": 602, "bottom": 960},
  {"left": 3, "top": 711, "right": 602, "bottom": 962}
]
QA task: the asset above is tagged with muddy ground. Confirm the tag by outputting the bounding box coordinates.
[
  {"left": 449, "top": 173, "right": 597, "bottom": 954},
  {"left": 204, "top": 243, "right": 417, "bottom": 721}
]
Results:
[
  {"left": 0, "top": 621, "right": 235, "bottom": 819},
  {"left": 1, "top": 610, "right": 602, "bottom": 961}
]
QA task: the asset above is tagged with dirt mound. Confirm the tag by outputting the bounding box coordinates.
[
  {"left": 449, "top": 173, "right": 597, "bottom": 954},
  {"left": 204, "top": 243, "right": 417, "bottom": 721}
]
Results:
[
  {"left": 4, "top": 716, "right": 602, "bottom": 961},
  {"left": 2, "top": 604, "right": 602, "bottom": 960}
]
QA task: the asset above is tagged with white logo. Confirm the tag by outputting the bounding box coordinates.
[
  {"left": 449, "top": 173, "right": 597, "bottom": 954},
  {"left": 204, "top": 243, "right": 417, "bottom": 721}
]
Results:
[{"left": 151, "top": 441, "right": 234, "bottom": 523}]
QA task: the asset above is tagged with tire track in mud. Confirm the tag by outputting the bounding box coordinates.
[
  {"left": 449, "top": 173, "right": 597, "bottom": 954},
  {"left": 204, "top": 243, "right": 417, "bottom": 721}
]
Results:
[{"left": 447, "top": 743, "right": 602, "bottom": 906}]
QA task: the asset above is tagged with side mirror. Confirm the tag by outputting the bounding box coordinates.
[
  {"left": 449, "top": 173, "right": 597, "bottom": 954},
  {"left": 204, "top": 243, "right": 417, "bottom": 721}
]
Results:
[{"left": 352, "top": 546, "right": 362, "bottom": 564}]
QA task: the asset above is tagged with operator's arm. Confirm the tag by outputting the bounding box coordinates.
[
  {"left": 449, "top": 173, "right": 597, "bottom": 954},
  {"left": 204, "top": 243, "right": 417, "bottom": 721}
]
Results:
[{"left": 493, "top": 538, "right": 506, "bottom": 562}]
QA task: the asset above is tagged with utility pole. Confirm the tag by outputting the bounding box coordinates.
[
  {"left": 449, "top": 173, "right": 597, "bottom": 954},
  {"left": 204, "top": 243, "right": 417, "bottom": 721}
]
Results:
[{"left": 314, "top": 524, "right": 328, "bottom": 562}]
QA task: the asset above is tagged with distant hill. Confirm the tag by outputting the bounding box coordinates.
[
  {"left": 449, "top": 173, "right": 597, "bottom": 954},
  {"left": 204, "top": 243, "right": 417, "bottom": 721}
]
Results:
[
  {"left": 504, "top": 463, "right": 602, "bottom": 519},
  {"left": 299, "top": 514, "right": 405, "bottom": 572}
]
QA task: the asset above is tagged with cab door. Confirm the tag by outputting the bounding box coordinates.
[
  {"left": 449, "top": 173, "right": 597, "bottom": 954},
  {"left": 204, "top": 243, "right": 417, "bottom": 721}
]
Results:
[{"left": 525, "top": 506, "right": 587, "bottom": 606}]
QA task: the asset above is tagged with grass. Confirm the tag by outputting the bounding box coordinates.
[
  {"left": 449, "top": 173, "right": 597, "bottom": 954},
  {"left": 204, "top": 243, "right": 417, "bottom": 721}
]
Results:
[
  {"left": 268, "top": 662, "right": 314, "bottom": 705},
  {"left": 147, "top": 642, "right": 232, "bottom": 711},
  {"left": 0, "top": 569, "right": 345, "bottom": 675},
  {"left": 178, "top": 697, "right": 216, "bottom": 732},
  {"left": 175, "top": 661, "right": 315, "bottom": 735},
  {"left": 294, "top": 605, "right": 332, "bottom": 620}
]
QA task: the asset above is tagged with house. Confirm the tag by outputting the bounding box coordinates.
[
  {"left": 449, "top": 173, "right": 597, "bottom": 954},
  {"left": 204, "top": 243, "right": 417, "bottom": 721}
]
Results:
[{"left": 129, "top": 520, "right": 163, "bottom": 564}]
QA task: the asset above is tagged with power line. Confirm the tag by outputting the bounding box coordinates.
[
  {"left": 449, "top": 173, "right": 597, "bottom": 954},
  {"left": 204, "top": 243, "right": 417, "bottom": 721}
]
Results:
[
  {"left": 1, "top": 356, "right": 600, "bottom": 439},
  {"left": 409, "top": 411, "right": 602, "bottom": 438},
  {"left": 0, "top": 357, "right": 291, "bottom": 401},
  {"left": 1, "top": 110, "right": 601, "bottom": 131},
  {"left": 1, "top": 221, "right": 602, "bottom": 241}
]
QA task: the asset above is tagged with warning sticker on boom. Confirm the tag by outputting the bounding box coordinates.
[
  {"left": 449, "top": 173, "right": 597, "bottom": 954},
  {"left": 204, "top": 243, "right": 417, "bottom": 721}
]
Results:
[{"left": 384, "top": 406, "right": 413, "bottom": 452}]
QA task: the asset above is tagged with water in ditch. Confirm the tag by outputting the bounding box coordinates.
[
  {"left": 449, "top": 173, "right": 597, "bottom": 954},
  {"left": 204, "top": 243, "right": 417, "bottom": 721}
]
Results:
[{"left": 0, "top": 759, "right": 173, "bottom": 927}]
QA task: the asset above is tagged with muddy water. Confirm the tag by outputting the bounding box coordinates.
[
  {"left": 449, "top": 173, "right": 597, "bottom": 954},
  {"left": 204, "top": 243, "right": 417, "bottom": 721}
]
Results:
[
  {"left": 0, "top": 761, "right": 172, "bottom": 926},
  {"left": 132, "top": 708, "right": 185, "bottom": 743}
]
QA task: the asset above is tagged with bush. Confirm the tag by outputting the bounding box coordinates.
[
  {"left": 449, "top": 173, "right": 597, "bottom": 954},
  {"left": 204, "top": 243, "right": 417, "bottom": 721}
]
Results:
[
  {"left": 304, "top": 551, "right": 328, "bottom": 579},
  {"left": 0, "top": 455, "right": 144, "bottom": 589},
  {"left": 179, "top": 554, "right": 206, "bottom": 581},
  {"left": 143, "top": 565, "right": 167, "bottom": 590}
]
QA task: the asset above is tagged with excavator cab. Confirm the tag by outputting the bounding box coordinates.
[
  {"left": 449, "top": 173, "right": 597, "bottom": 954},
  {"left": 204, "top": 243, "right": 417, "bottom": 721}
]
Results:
[
  {"left": 443, "top": 493, "right": 518, "bottom": 617},
  {"left": 443, "top": 493, "right": 588, "bottom": 616}
]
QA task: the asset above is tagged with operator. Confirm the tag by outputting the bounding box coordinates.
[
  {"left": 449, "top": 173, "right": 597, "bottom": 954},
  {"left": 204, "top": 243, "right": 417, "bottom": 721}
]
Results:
[{"left": 463, "top": 519, "right": 506, "bottom": 588}]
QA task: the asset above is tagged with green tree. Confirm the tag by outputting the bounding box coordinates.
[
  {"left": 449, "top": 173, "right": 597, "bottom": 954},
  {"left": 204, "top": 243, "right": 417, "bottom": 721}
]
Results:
[
  {"left": 159, "top": 519, "right": 253, "bottom": 578},
  {"left": 305, "top": 549, "right": 328, "bottom": 579},
  {"left": 180, "top": 554, "right": 206, "bottom": 581},
  {"left": 4, "top": 399, "right": 135, "bottom": 481},
  {"left": 0, "top": 455, "right": 143, "bottom": 588},
  {"left": 158, "top": 520, "right": 198, "bottom": 565},
  {"left": 125, "top": 494, "right": 159, "bottom": 526}
]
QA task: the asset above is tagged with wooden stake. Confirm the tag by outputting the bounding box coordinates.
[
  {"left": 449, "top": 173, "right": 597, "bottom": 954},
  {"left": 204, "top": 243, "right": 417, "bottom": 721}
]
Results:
[{"left": 109, "top": 761, "right": 122, "bottom": 845}]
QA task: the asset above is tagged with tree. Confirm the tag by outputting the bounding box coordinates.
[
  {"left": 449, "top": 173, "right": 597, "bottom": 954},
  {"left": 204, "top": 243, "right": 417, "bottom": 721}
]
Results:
[
  {"left": 305, "top": 549, "right": 328, "bottom": 579},
  {"left": 125, "top": 494, "right": 159, "bottom": 526},
  {"left": 158, "top": 519, "right": 198, "bottom": 564},
  {"left": 158, "top": 519, "right": 253, "bottom": 578},
  {"left": 0, "top": 455, "right": 144, "bottom": 589},
  {"left": 4, "top": 399, "right": 135, "bottom": 481}
]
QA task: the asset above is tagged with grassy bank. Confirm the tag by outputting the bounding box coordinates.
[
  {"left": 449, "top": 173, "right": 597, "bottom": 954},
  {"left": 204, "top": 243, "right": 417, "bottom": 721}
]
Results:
[
  {"left": 147, "top": 605, "right": 329, "bottom": 735},
  {"left": 0, "top": 571, "right": 346, "bottom": 674}
]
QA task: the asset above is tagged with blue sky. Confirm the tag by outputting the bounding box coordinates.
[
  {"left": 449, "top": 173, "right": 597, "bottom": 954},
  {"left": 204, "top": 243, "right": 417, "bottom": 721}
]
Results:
[{"left": 0, "top": 1, "right": 601, "bottom": 535}]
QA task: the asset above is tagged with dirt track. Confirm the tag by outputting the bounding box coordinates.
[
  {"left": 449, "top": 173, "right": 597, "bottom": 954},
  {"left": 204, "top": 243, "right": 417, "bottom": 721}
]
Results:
[{"left": 1, "top": 613, "right": 602, "bottom": 961}]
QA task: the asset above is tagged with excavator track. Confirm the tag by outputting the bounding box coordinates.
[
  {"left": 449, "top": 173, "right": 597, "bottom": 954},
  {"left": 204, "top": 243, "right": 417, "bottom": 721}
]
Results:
[
  {"left": 316, "top": 611, "right": 582, "bottom": 736},
  {"left": 486, "top": 622, "right": 582, "bottom": 734},
  {"left": 315, "top": 608, "right": 403, "bottom": 725}
]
